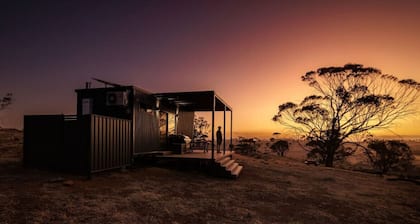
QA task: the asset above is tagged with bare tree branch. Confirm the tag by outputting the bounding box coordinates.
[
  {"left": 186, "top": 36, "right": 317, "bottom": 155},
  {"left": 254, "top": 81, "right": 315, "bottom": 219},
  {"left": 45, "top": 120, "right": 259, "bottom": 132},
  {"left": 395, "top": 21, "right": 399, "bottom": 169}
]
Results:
[{"left": 273, "top": 64, "right": 419, "bottom": 167}]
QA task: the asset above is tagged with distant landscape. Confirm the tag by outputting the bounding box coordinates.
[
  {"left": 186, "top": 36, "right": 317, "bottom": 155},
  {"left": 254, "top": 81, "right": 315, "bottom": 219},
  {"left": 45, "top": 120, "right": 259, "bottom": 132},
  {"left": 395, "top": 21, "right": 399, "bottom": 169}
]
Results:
[{"left": 234, "top": 131, "right": 420, "bottom": 142}]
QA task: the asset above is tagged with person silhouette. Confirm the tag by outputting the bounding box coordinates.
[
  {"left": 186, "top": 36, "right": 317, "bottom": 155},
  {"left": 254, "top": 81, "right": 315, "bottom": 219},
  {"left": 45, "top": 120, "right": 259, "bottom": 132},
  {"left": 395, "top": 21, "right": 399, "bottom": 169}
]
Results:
[{"left": 216, "top": 126, "right": 222, "bottom": 153}]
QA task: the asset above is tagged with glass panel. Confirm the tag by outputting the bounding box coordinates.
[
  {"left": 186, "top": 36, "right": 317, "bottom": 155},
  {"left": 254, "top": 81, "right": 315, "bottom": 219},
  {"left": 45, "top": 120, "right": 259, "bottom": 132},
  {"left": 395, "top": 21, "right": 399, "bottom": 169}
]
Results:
[
  {"left": 159, "top": 111, "right": 176, "bottom": 148},
  {"left": 168, "top": 113, "right": 176, "bottom": 135},
  {"left": 82, "top": 98, "right": 92, "bottom": 115},
  {"left": 159, "top": 111, "right": 168, "bottom": 148}
]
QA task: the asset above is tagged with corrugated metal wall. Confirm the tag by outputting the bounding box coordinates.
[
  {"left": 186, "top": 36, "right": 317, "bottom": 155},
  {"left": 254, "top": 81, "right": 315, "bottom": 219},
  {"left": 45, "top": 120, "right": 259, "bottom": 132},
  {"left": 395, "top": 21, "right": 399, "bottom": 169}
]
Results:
[
  {"left": 134, "top": 109, "right": 160, "bottom": 154},
  {"left": 24, "top": 114, "right": 132, "bottom": 175},
  {"left": 89, "top": 114, "right": 132, "bottom": 173}
]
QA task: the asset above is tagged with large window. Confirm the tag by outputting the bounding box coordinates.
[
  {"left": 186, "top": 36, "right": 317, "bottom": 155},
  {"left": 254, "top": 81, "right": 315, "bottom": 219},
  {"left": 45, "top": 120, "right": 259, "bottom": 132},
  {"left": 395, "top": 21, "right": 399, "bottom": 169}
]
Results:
[
  {"left": 159, "top": 111, "right": 176, "bottom": 147},
  {"left": 167, "top": 113, "right": 176, "bottom": 135}
]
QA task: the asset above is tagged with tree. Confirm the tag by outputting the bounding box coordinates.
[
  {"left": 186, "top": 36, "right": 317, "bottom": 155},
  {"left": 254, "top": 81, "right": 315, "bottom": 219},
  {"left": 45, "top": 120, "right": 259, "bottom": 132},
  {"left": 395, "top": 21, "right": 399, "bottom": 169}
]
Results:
[
  {"left": 366, "top": 140, "right": 414, "bottom": 175},
  {"left": 0, "top": 93, "right": 12, "bottom": 129},
  {"left": 273, "top": 64, "right": 419, "bottom": 167},
  {"left": 270, "top": 140, "right": 289, "bottom": 156},
  {"left": 0, "top": 93, "right": 12, "bottom": 110},
  {"left": 193, "top": 116, "right": 209, "bottom": 141},
  {"left": 305, "top": 141, "right": 356, "bottom": 164}
]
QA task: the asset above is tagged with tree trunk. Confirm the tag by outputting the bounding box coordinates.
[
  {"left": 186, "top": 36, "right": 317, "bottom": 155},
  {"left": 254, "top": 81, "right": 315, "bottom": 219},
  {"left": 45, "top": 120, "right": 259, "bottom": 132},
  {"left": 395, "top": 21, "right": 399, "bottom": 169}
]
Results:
[
  {"left": 325, "top": 142, "right": 339, "bottom": 167},
  {"left": 325, "top": 152, "right": 334, "bottom": 167}
]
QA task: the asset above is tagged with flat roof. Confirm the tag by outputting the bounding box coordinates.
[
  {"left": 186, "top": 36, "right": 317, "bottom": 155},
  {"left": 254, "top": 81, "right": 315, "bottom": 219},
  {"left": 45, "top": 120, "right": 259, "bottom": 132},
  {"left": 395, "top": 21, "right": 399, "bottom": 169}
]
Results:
[
  {"left": 154, "top": 91, "right": 232, "bottom": 112},
  {"left": 75, "top": 85, "right": 152, "bottom": 95},
  {"left": 75, "top": 86, "right": 233, "bottom": 112}
]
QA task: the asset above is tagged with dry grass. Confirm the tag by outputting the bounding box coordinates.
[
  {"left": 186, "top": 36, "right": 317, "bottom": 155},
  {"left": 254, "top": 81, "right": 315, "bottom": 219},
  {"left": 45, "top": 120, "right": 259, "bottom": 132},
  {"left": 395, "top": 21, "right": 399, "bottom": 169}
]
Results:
[
  {"left": 0, "top": 129, "right": 22, "bottom": 161},
  {"left": 1, "top": 130, "right": 420, "bottom": 223}
]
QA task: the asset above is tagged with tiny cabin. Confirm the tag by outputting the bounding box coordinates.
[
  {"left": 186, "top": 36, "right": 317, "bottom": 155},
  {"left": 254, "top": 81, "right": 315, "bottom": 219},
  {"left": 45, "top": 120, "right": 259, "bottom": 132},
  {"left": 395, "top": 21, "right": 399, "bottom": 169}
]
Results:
[
  {"left": 75, "top": 85, "right": 176, "bottom": 155},
  {"left": 24, "top": 80, "right": 242, "bottom": 177}
]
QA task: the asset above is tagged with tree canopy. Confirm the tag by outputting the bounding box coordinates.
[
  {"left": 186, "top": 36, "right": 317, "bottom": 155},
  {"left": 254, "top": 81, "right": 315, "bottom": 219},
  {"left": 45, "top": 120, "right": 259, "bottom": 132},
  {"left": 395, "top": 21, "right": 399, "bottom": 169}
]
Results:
[
  {"left": 0, "top": 93, "right": 12, "bottom": 110},
  {"left": 366, "top": 140, "right": 414, "bottom": 175},
  {"left": 193, "top": 116, "right": 209, "bottom": 141},
  {"left": 270, "top": 140, "right": 289, "bottom": 156},
  {"left": 0, "top": 93, "right": 13, "bottom": 129},
  {"left": 273, "top": 64, "right": 419, "bottom": 167}
]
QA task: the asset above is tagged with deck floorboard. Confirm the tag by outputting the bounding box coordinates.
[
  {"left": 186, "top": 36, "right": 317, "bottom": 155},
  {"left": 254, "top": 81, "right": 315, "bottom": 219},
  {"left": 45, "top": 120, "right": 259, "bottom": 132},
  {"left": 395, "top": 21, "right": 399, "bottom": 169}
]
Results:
[{"left": 156, "top": 150, "right": 234, "bottom": 160}]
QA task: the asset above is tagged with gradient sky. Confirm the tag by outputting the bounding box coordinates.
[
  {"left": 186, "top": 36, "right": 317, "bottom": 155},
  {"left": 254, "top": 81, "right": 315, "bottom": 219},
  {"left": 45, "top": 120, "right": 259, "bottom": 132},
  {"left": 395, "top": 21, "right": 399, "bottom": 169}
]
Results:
[{"left": 1, "top": 0, "right": 420, "bottom": 138}]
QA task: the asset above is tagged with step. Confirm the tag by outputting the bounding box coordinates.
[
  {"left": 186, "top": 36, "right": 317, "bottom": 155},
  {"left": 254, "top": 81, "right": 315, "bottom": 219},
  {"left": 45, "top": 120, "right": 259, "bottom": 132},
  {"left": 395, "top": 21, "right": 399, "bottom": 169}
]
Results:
[
  {"left": 231, "top": 165, "right": 243, "bottom": 177},
  {"left": 217, "top": 157, "right": 230, "bottom": 165},
  {"left": 226, "top": 162, "right": 238, "bottom": 172},
  {"left": 222, "top": 159, "right": 235, "bottom": 168}
]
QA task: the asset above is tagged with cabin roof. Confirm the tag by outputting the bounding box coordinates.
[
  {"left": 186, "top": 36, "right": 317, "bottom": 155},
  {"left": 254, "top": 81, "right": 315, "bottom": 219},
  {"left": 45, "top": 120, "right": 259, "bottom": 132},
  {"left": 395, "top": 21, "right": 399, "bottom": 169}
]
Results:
[
  {"left": 75, "top": 85, "right": 232, "bottom": 112},
  {"left": 75, "top": 85, "right": 152, "bottom": 95},
  {"left": 154, "top": 91, "right": 232, "bottom": 112}
]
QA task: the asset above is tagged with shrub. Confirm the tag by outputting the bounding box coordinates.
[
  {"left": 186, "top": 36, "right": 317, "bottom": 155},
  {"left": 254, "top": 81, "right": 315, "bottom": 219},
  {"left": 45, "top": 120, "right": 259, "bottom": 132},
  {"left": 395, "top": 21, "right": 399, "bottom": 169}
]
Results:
[
  {"left": 306, "top": 141, "right": 355, "bottom": 165},
  {"left": 366, "top": 140, "right": 415, "bottom": 175},
  {"left": 270, "top": 140, "right": 289, "bottom": 156}
]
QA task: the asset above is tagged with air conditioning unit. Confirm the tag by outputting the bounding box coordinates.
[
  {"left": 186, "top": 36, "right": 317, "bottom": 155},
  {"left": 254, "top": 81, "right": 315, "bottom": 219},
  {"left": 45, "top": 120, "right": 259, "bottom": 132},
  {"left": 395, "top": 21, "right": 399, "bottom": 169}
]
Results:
[{"left": 106, "top": 91, "right": 128, "bottom": 106}]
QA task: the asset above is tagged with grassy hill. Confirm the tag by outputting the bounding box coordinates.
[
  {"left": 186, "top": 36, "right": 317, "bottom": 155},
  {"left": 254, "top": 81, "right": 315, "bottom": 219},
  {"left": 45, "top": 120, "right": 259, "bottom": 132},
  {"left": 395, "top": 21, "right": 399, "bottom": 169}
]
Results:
[{"left": 0, "top": 129, "right": 419, "bottom": 223}]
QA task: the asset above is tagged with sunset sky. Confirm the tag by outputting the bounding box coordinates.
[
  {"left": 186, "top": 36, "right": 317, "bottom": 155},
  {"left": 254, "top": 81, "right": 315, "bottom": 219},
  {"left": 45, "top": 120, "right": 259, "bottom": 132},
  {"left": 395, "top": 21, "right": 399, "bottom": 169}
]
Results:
[{"left": 1, "top": 0, "right": 420, "bottom": 138}]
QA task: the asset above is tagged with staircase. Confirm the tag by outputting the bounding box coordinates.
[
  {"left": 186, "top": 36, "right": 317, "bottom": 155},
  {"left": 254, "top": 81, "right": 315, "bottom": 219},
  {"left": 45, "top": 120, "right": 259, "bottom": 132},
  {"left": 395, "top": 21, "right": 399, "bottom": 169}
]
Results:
[{"left": 215, "top": 156, "right": 243, "bottom": 178}]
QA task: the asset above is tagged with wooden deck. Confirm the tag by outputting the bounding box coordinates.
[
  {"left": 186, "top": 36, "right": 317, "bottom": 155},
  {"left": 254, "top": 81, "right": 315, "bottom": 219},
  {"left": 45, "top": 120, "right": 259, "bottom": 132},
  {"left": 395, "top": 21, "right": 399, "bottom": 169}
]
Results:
[
  {"left": 157, "top": 150, "right": 234, "bottom": 160},
  {"left": 136, "top": 150, "right": 242, "bottom": 178}
]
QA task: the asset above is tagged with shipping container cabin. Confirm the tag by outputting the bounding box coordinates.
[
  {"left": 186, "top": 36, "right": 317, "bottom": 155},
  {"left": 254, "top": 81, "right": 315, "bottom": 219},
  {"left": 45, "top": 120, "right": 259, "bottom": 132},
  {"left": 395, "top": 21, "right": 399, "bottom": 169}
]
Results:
[
  {"left": 76, "top": 85, "right": 161, "bottom": 155},
  {"left": 75, "top": 86, "right": 233, "bottom": 157},
  {"left": 24, "top": 81, "right": 240, "bottom": 177}
]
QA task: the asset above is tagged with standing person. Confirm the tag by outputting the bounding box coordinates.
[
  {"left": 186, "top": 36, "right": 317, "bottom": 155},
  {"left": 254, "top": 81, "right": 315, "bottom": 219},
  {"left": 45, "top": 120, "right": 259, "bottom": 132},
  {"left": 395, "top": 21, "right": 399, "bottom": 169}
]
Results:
[{"left": 216, "top": 126, "right": 222, "bottom": 153}]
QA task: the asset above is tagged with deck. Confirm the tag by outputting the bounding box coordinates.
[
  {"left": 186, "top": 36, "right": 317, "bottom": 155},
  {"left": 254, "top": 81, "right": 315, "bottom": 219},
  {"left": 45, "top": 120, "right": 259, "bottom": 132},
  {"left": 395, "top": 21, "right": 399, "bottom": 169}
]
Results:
[
  {"left": 136, "top": 150, "right": 242, "bottom": 178},
  {"left": 157, "top": 150, "right": 234, "bottom": 160}
]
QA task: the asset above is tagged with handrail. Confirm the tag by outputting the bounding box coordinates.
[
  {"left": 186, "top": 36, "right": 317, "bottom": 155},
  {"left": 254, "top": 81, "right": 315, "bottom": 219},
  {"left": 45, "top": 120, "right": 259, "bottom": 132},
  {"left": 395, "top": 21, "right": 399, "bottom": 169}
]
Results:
[{"left": 64, "top": 115, "right": 78, "bottom": 121}]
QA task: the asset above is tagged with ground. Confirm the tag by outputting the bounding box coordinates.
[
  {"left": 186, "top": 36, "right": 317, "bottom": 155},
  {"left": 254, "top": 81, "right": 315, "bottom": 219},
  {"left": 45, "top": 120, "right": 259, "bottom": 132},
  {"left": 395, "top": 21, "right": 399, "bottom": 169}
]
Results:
[{"left": 1, "top": 129, "right": 419, "bottom": 224}]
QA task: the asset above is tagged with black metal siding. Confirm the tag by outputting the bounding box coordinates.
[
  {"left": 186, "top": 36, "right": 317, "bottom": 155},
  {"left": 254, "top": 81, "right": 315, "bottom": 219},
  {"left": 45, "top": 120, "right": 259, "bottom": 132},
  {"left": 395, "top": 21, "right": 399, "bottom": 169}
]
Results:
[
  {"left": 23, "top": 114, "right": 132, "bottom": 175},
  {"left": 23, "top": 115, "right": 65, "bottom": 169},
  {"left": 75, "top": 86, "right": 134, "bottom": 120},
  {"left": 134, "top": 109, "right": 160, "bottom": 154},
  {"left": 89, "top": 114, "right": 132, "bottom": 173}
]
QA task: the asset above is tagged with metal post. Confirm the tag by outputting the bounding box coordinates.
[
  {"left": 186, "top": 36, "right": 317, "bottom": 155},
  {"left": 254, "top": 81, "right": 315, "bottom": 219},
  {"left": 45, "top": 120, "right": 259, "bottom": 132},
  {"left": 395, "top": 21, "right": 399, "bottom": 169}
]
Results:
[
  {"left": 175, "top": 104, "right": 179, "bottom": 134},
  {"left": 223, "top": 105, "right": 226, "bottom": 155},
  {"left": 87, "top": 115, "right": 94, "bottom": 179},
  {"left": 230, "top": 110, "right": 233, "bottom": 152},
  {"left": 211, "top": 95, "right": 215, "bottom": 160},
  {"left": 131, "top": 88, "right": 136, "bottom": 161}
]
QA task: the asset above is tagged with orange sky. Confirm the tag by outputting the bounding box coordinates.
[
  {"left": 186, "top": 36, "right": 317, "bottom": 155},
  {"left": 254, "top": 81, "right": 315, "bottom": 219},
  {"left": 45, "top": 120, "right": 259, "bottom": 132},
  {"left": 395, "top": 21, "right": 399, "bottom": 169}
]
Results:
[
  {"left": 193, "top": 1, "right": 420, "bottom": 138},
  {"left": 1, "top": 0, "right": 419, "bottom": 138}
]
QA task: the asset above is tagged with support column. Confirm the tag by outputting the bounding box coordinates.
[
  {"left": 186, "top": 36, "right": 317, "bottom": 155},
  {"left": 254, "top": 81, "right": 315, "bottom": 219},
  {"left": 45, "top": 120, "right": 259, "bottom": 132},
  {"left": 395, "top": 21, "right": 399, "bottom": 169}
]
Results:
[
  {"left": 131, "top": 88, "right": 136, "bottom": 158},
  {"left": 223, "top": 105, "right": 226, "bottom": 155},
  {"left": 155, "top": 98, "right": 161, "bottom": 148},
  {"left": 230, "top": 110, "right": 233, "bottom": 152},
  {"left": 175, "top": 104, "right": 179, "bottom": 134},
  {"left": 211, "top": 96, "right": 215, "bottom": 160}
]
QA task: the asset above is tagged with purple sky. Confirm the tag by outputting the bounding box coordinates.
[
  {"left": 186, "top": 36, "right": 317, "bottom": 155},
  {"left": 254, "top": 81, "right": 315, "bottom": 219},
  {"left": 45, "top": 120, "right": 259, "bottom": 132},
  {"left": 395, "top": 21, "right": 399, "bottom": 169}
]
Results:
[{"left": 1, "top": 0, "right": 420, "bottom": 137}]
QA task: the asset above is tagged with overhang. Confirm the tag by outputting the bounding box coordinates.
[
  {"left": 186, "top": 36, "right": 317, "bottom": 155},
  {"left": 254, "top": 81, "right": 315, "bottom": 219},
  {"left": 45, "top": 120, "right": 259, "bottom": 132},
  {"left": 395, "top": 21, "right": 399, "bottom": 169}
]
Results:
[{"left": 154, "top": 91, "right": 232, "bottom": 112}]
